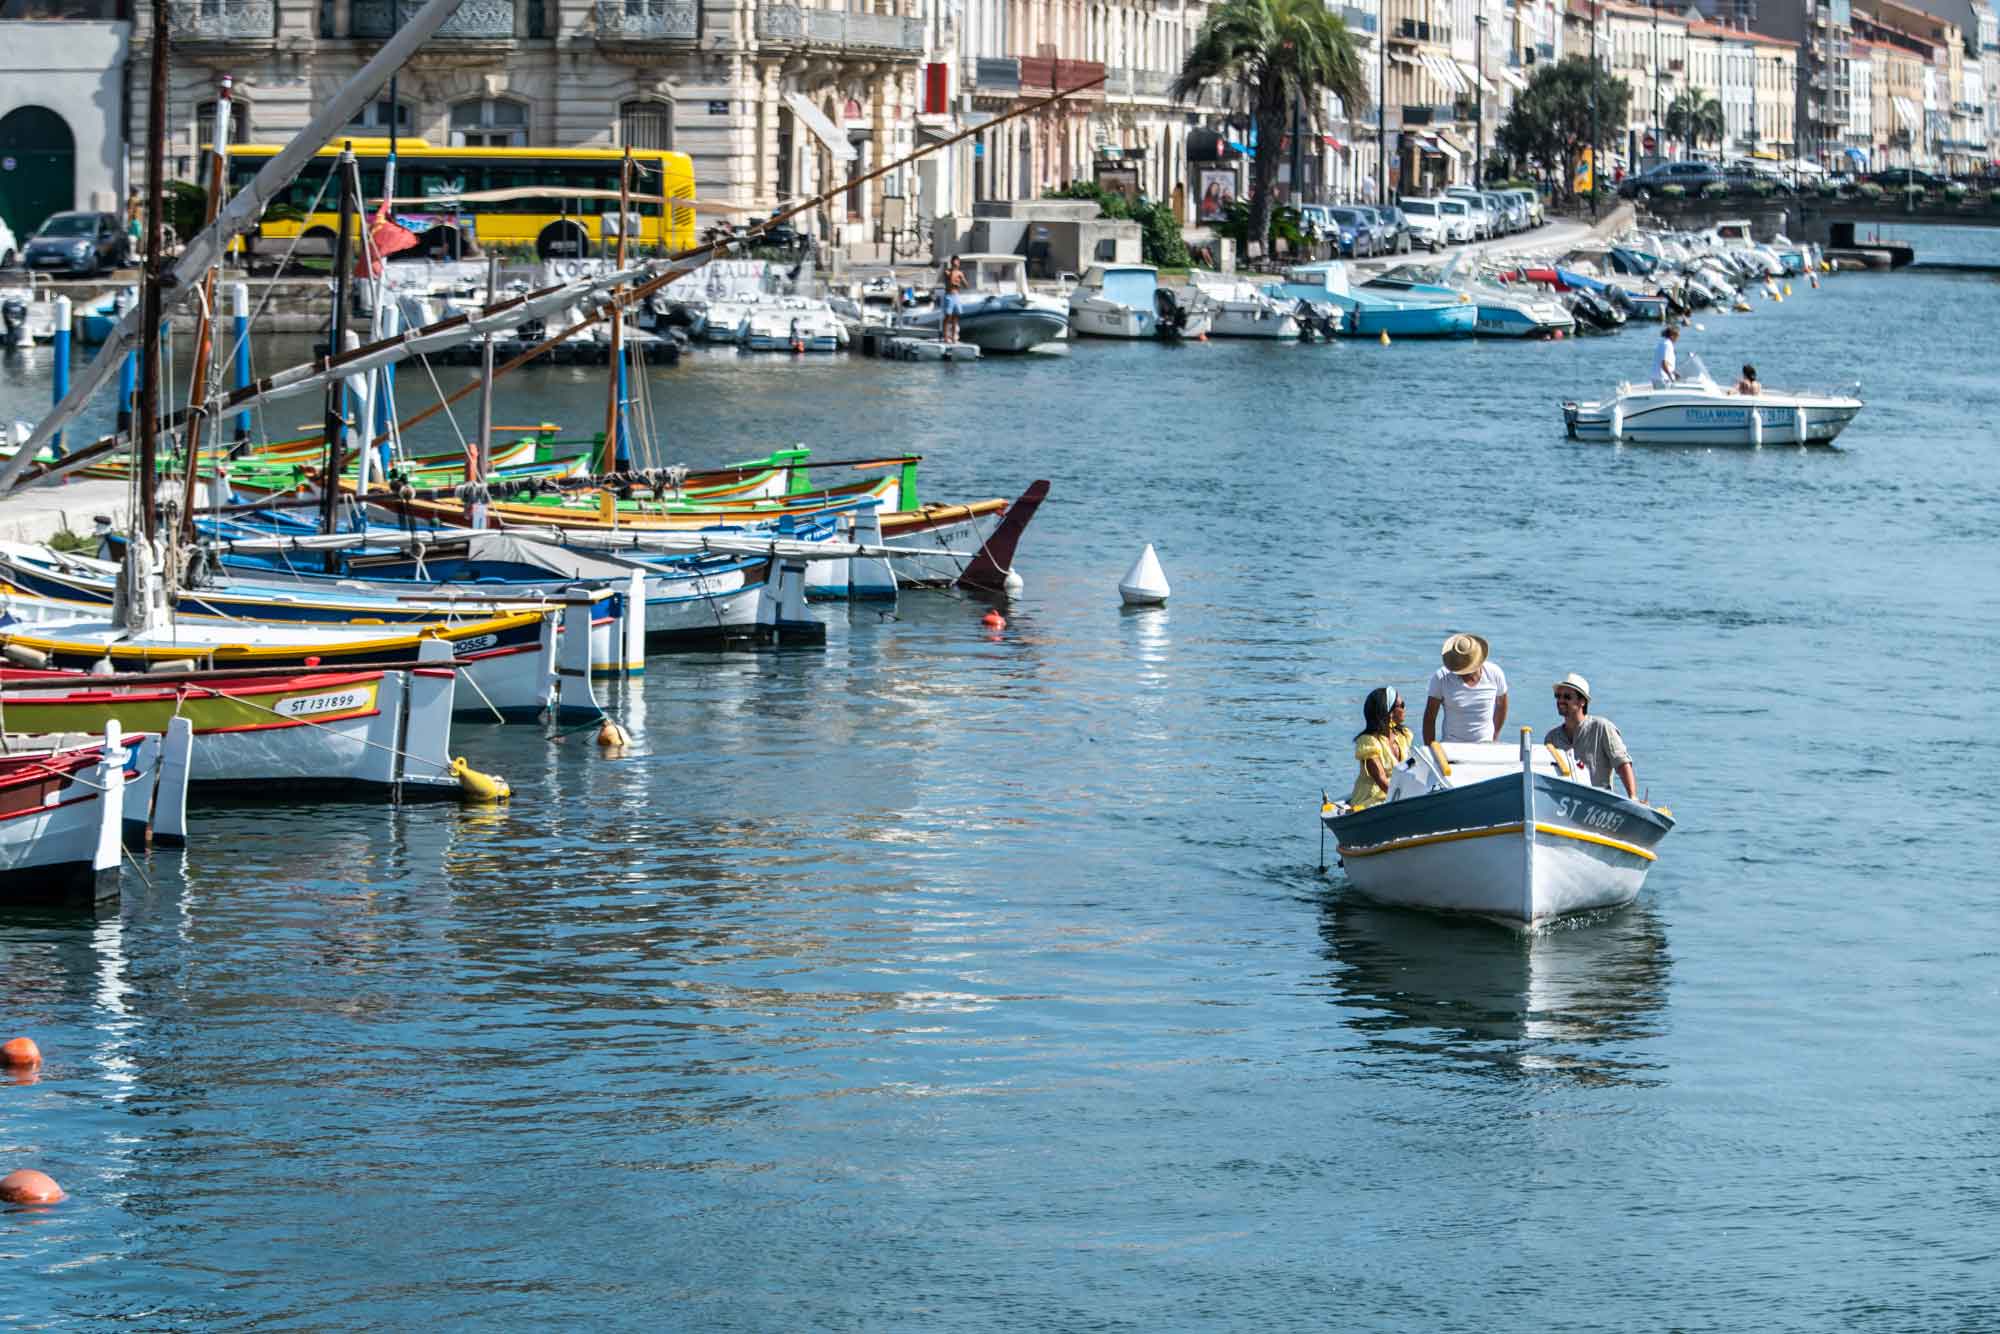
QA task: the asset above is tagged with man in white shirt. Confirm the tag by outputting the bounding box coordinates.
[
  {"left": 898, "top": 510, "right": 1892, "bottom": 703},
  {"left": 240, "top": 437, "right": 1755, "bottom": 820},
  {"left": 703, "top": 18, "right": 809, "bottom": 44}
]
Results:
[
  {"left": 1423, "top": 633, "right": 1509, "bottom": 744},
  {"left": 1652, "top": 324, "right": 1679, "bottom": 388}
]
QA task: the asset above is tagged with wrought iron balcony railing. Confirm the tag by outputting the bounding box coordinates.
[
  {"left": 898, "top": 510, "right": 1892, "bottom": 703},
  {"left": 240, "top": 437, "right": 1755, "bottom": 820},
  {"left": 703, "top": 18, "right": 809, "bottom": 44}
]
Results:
[
  {"left": 350, "top": 0, "right": 524, "bottom": 39},
  {"left": 595, "top": 0, "right": 696, "bottom": 39},
  {"left": 757, "top": 5, "right": 925, "bottom": 53},
  {"left": 169, "top": 0, "right": 274, "bottom": 39}
]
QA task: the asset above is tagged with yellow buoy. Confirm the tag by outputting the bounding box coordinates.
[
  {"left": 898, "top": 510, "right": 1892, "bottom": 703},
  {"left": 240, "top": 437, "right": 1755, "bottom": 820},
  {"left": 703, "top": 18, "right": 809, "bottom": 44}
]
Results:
[
  {"left": 450, "top": 756, "right": 512, "bottom": 804},
  {"left": 1378, "top": 329, "right": 1391, "bottom": 346},
  {"left": 596, "top": 719, "right": 631, "bottom": 749},
  {"left": 1783, "top": 283, "right": 1792, "bottom": 296}
]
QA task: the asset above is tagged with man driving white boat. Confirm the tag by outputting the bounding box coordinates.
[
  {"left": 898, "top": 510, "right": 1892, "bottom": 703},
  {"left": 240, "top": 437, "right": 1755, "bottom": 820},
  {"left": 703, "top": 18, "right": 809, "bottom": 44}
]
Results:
[
  {"left": 1652, "top": 325, "right": 1680, "bottom": 388},
  {"left": 1543, "top": 672, "right": 1637, "bottom": 799}
]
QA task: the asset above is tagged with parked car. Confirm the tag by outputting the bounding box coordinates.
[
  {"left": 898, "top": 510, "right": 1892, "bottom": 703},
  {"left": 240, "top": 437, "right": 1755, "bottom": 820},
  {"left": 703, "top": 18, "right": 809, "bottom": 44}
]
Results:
[
  {"left": 1355, "top": 205, "right": 1410, "bottom": 254},
  {"left": 1866, "top": 167, "right": 1946, "bottom": 191},
  {"left": 1433, "top": 196, "right": 1475, "bottom": 243},
  {"left": 1442, "top": 188, "right": 1495, "bottom": 239},
  {"left": 1323, "top": 207, "right": 1376, "bottom": 258},
  {"left": 1617, "top": 161, "right": 1725, "bottom": 199},
  {"left": 22, "top": 211, "right": 126, "bottom": 277},
  {"left": 1396, "top": 197, "right": 1451, "bottom": 251},
  {"left": 1502, "top": 187, "right": 1542, "bottom": 228},
  {"left": 1485, "top": 191, "right": 1525, "bottom": 233},
  {"left": 1721, "top": 167, "right": 1795, "bottom": 195}
]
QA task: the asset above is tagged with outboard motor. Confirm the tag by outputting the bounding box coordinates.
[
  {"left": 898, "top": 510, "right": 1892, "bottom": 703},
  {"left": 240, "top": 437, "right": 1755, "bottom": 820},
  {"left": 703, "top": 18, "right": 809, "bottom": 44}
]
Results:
[
  {"left": 1566, "top": 289, "right": 1624, "bottom": 333},
  {"left": 1153, "top": 287, "right": 1191, "bottom": 339},
  {"left": 0, "top": 298, "right": 26, "bottom": 348}
]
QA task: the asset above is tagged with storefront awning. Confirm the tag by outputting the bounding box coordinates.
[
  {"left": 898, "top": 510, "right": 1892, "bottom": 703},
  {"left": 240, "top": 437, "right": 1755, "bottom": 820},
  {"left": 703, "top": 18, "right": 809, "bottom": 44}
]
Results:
[
  {"left": 1499, "top": 66, "right": 1529, "bottom": 92},
  {"left": 1892, "top": 96, "right": 1919, "bottom": 130},
  {"left": 785, "top": 93, "right": 857, "bottom": 162},
  {"left": 1423, "top": 133, "right": 1461, "bottom": 166},
  {"left": 1456, "top": 60, "right": 1495, "bottom": 94}
]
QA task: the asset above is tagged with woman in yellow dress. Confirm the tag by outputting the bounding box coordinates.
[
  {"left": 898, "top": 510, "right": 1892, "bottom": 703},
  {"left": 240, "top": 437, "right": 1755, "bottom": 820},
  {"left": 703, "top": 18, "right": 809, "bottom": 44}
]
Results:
[{"left": 1348, "top": 686, "right": 1401, "bottom": 811}]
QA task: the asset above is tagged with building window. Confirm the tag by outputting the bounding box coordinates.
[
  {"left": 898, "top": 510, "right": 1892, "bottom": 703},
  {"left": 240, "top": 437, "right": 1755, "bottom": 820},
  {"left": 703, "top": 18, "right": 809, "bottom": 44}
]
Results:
[
  {"left": 196, "top": 99, "right": 251, "bottom": 149},
  {"left": 619, "top": 100, "right": 674, "bottom": 150},
  {"left": 451, "top": 99, "right": 530, "bottom": 147},
  {"left": 349, "top": 99, "right": 413, "bottom": 134}
]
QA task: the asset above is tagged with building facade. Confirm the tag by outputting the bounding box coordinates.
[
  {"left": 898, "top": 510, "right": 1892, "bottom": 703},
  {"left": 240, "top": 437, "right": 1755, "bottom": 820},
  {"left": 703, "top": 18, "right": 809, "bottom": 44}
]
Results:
[{"left": 0, "top": 0, "right": 131, "bottom": 240}]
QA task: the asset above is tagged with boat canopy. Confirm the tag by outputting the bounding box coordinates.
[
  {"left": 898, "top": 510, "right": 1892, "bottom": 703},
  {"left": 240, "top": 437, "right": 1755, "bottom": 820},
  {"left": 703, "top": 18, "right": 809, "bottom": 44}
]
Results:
[{"left": 1090, "top": 266, "right": 1158, "bottom": 307}]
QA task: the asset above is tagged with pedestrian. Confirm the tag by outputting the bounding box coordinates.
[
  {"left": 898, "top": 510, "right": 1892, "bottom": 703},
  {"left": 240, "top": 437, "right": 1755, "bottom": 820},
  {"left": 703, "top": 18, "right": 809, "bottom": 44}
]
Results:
[
  {"left": 1423, "top": 633, "right": 1509, "bottom": 744},
  {"left": 1543, "top": 673, "right": 1638, "bottom": 798}
]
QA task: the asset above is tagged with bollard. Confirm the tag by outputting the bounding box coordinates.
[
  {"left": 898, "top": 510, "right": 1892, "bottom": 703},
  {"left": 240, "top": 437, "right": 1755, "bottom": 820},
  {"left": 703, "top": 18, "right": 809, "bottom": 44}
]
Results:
[{"left": 231, "top": 282, "right": 252, "bottom": 441}]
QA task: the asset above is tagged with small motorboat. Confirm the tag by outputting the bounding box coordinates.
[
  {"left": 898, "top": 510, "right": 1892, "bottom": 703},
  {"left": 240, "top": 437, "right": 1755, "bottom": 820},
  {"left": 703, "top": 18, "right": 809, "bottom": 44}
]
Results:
[
  {"left": 899, "top": 254, "right": 1068, "bottom": 352},
  {"left": 1322, "top": 729, "right": 1675, "bottom": 928},
  {"left": 1563, "top": 288, "right": 1626, "bottom": 333},
  {"left": 1186, "top": 271, "right": 1300, "bottom": 339},
  {"left": 1364, "top": 257, "right": 1575, "bottom": 339},
  {"left": 1067, "top": 264, "right": 1211, "bottom": 340},
  {"left": 1263, "top": 262, "right": 1475, "bottom": 339},
  {"left": 1561, "top": 355, "right": 1864, "bottom": 446},
  {"left": 742, "top": 298, "right": 846, "bottom": 352}
]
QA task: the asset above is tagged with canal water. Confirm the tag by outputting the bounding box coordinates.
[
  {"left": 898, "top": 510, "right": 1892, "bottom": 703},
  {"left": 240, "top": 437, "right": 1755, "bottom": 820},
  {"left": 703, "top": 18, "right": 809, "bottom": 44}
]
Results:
[{"left": 3, "top": 230, "right": 1998, "bottom": 1328}]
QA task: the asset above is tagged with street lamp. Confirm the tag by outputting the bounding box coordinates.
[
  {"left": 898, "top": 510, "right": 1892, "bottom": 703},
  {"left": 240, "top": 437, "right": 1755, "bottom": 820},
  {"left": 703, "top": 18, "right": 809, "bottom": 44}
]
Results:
[
  {"left": 1474, "top": 7, "right": 1487, "bottom": 188},
  {"left": 1378, "top": 0, "right": 1389, "bottom": 203},
  {"left": 1589, "top": 0, "right": 1601, "bottom": 221}
]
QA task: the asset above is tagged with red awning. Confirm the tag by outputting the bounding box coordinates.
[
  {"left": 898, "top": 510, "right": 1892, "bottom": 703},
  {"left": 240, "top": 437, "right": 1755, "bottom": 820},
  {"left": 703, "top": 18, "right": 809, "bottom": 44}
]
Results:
[{"left": 1322, "top": 135, "right": 1346, "bottom": 149}]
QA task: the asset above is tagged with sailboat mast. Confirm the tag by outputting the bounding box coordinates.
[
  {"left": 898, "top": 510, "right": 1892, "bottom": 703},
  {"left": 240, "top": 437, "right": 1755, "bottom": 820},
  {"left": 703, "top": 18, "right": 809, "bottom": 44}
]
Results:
[
  {"left": 133, "top": 0, "right": 171, "bottom": 540},
  {"left": 318, "top": 145, "right": 360, "bottom": 557},
  {"left": 178, "top": 71, "right": 235, "bottom": 546},
  {"left": 600, "top": 148, "right": 631, "bottom": 476}
]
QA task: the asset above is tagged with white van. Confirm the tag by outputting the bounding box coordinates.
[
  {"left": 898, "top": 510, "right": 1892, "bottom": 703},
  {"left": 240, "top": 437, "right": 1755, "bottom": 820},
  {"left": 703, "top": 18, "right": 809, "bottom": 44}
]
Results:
[
  {"left": 1395, "top": 197, "right": 1451, "bottom": 251},
  {"left": 1431, "top": 196, "right": 1475, "bottom": 243}
]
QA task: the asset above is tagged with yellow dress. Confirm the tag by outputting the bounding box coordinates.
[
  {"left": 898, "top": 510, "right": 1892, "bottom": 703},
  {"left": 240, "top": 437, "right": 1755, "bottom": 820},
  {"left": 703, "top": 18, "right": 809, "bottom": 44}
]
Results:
[
  {"left": 1348, "top": 732, "right": 1396, "bottom": 810},
  {"left": 1389, "top": 724, "right": 1413, "bottom": 763}
]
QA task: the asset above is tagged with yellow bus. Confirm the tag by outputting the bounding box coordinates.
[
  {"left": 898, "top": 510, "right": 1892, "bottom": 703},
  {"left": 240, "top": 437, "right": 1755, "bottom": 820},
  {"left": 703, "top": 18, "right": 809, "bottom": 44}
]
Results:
[{"left": 227, "top": 139, "right": 697, "bottom": 261}]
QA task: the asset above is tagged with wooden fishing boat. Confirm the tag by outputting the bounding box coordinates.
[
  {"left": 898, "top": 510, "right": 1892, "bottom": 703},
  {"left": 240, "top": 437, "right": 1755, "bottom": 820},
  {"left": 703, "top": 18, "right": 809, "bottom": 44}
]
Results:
[
  {"left": 1, "top": 664, "right": 464, "bottom": 800},
  {"left": 0, "top": 726, "right": 132, "bottom": 907}
]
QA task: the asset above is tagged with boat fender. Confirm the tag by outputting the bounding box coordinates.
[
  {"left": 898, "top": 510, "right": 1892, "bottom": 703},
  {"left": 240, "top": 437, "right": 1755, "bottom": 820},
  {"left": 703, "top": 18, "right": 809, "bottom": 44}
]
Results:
[
  {"left": 1794, "top": 404, "right": 1808, "bottom": 445},
  {"left": 1426, "top": 741, "right": 1452, "bottom": 778},
  {"left": 1543, "top": 743, "right": 1573, "bottom": 778},
  {"left": 595, "top": 719, "right": 631, "bottom": 749},
  {"left": 2, "top": 643, "right": 49, "bottom": 669},
  {"left": 147, "top": 658, "right": 198, "bottom": 674},
  {"left": 1609, "top": 402, "right": 1624, "bottom": 443},
  {"left": 1378, "top": 329, "right": 1390, "bottom": 346},
  {"left": 450, "top": 756, "right": 512, "bottom": 804},
  {"left": 1750, "top": 407, "right": 1762, "bottom": 447}
]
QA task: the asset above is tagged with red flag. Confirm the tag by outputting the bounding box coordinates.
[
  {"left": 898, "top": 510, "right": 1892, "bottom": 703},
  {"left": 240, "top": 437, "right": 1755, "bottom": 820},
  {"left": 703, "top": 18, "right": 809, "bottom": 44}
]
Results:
[{"left": 355, "top": 201, "right": 420, "bottom": 277}]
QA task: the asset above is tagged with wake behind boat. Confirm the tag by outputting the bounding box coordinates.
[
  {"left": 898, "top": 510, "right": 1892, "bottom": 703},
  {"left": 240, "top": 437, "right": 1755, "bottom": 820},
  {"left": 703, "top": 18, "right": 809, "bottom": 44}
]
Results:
[
  {"left": 1562, "top": 354, "right": 1863, "bottom": 446},
  {"left": 1323, "top": 729, "right": 1675, "bottom": 929}
]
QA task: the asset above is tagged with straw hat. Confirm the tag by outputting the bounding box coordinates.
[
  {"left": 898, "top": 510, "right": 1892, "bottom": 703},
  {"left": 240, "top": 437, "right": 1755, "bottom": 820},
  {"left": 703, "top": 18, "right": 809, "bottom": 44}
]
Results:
[
  {"left": 1553, "top": 672, "right": 1592, "bottom": 701},
  {"left": 1440, "top": 633, "right": 1488, "bottom": 675}
]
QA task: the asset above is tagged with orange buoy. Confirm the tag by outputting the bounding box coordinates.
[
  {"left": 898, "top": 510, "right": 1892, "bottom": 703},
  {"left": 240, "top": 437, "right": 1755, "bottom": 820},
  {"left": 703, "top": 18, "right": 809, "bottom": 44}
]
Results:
[
  {"left": 0, "top": 1037, "right": 40, "bottom": 1069},
  {"left": 0, "top": 1170, "right": 64, "bottom": 1205},
  {"left": 981, "top": 610, "right": 1006, "bottom": 630}
]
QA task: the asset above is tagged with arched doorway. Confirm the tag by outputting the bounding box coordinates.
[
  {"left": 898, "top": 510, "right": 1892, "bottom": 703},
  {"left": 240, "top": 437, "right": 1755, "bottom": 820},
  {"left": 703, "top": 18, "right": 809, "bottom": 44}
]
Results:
[{"left": 0, "top": 106, "right": 76, "bottom": 241}]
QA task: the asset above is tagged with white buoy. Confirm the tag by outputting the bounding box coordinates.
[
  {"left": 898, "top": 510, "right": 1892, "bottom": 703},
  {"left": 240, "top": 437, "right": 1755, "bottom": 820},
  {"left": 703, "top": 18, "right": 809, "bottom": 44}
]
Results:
[
  {"left": 1119, "top": 543, "right": 1171, "bottom": 606},
  {"left": 1794, "top": 404, "right": 1808, "bottom": 444}
]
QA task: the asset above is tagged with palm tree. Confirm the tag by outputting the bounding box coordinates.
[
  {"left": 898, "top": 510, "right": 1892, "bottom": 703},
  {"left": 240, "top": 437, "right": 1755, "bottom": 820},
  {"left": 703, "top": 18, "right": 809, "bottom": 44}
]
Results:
[
  {"left": 1171, "top": 0, "right": 1370, "bottom": 253},
  {"left": 1666, "top": 91, "right": 1727, "bottom": 157}
]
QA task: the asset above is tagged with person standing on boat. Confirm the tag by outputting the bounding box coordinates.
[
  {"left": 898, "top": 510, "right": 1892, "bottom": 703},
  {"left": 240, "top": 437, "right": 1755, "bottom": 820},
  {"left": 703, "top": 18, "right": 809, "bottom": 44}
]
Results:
[
  {"left": 1348, "top": 686, "right": 1402, "bottom": 811},
  {"left": 1423, "top": 634, "right": 1509, "bottom": 745},
  {"left": 1652, "top": 324, "right": 1680, "bottom": 388},
  {"left": 940, "top": 256, "right": 967, "bottom": 345},
  {"left": 1544, "top": 673, "right": 1637, "bottom": 799}
]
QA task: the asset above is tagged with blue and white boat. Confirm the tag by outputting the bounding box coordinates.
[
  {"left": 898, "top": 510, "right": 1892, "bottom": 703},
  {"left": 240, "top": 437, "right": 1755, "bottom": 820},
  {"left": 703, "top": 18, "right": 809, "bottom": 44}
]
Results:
[
  {"left": 1323, "top": 730, "right": 1675, "bottom": 928},
  {"left": 1263, "top": 262, "right": 1474, "bottom": 339},
  {"left": 1561, "top": 355, "right": 1864, "bottom": 446},
  {"left": 1362, "top": 258, "right": 1574, "bottom": 339}
]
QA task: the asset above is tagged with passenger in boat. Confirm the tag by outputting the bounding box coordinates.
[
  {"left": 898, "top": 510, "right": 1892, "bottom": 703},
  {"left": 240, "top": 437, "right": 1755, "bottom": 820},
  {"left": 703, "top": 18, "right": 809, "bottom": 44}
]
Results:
[
  {"left": 1388, "top": 692, "right": 1414, "bottom": 762},
  {"left": 1733, "top": 364, "right": 1761, "bottom": 395},
  {"left": 1349, "top": 686, "right": 1402, "bottom": 811},
  {"left": 1652, "top": 324, "right": 1680, "bottom": 388},
  {"left": 1543, "top": 673, "right": 1637, "bottom": 799},
  {"left": 1424, "top": 633, "right": 1509, "bottom": 745},
  {"left": 940, "top": 256, "right": 967, "bottom": 344}
]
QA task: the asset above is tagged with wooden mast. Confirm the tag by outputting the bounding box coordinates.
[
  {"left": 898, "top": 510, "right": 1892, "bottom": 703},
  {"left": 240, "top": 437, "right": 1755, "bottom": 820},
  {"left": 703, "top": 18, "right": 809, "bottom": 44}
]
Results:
[
  {"left": 134, "top": 0, "right": 171, "bottom": 543},
  {"left": 318, "top": 146, "right": 360, "bottom": 565}
]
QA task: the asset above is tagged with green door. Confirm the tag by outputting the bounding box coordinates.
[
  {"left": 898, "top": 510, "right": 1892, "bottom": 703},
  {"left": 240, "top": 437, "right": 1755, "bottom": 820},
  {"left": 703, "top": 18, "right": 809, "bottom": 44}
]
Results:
[{"left": 0, "top": 106, "right": 76, "bottom": 247}]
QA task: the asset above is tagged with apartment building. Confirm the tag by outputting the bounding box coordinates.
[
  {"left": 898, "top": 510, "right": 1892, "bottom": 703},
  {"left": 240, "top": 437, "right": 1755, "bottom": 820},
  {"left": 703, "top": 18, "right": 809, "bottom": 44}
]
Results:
[{"left": 0, "top": 0, "right": 131, "bottom": 238}]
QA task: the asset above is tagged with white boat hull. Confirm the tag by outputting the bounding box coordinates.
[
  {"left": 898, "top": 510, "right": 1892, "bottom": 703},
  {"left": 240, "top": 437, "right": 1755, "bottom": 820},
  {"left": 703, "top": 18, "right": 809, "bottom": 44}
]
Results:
[{"left": 1563, "top": 384, "right": 1863, "bottom": 446}]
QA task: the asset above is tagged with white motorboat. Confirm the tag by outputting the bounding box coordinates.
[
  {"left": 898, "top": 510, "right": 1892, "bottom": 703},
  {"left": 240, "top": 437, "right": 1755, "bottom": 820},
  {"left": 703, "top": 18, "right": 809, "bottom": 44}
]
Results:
[
  {"left": 1186, "top": 271, "right": 1300, "bottom": 339},
  {"left": 1562, "top": 355, "right": 1864, "bottom": 446},
  {"left": 1322, "top": 729, "right": 1676, "bottom": 929},
  {"left": 742, "top": 297, "right": 846, "bottom": 352},
  {"left": 1067, "top": 263, "right": 1211, "bottom": 340},
  {"left": 902, "top": 254, "right": 1069, "bottom": 352}
]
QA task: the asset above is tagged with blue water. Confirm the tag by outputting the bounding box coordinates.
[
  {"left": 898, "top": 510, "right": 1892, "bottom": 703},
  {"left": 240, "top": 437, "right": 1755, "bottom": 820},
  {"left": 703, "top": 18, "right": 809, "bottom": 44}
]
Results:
[{"left": 3, "top": 230, "right": 1999, "bottom": 1328}]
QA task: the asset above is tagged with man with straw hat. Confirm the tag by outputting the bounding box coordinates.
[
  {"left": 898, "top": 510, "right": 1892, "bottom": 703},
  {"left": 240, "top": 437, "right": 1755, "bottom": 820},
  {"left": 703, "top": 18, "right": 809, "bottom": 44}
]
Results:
[
  {"left": 1544, "top": 672, "right": 1638, "bottom": 798},
  {"left": 1423, "top": 633, "right": 1509, "bottom": 745}
]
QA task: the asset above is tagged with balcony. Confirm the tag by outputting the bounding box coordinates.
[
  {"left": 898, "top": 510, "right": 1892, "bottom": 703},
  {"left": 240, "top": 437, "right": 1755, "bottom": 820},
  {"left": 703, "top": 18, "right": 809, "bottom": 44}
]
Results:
[
  {"left": 1341, "top": 5, "right": 1377, "bottom": 34},
  {"left": 1104, "top": 65, "right": 1177, "bottom": 99},
  {"left": 973, "top": 55, "right": 1021, "bottom": 96},
  {"left": 350, "top": 0, "right": 525, "bottom": 38},
  {"left": 1019, "top": 54, "right": 1053, "bottom": 93},
  {"left": 1055, "top": 58, "right": 1106, "bottom": 98},
  {"left": 1394, "top": 17, "right": 1430, "bottom": 41},
  {"left": 1401, "top": 102, "right": 1456, "bottom": 125},
  {"left": 756, "top": 5, "right": 926, "bottom": 55},
  {"left": 168, "top": 0, "right": 274, "bottom": 40},
  {"left": 594, "top": 0, "right": 697, "bottom": 42}
]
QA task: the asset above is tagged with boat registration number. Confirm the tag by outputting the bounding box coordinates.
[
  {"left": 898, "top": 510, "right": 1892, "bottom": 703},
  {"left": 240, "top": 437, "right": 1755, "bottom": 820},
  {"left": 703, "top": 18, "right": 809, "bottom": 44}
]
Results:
[
  {"left": 1550, "top": 795, "right": 1627, "bottom": 834},
  {"left": 456, "top": 634, "right": 498, "bottom": 654},
  {"left": 276, "top": 689, "right": 371, "bottom": 717}
]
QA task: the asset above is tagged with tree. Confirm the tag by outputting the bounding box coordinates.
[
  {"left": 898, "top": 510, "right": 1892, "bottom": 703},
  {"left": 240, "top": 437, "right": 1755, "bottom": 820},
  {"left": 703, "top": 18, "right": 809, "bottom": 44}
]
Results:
[
  {"left": 1494, "top": 56, "right": 1632, "bottom": 203},
  {"left": 1171, "top": 0, "right": 1369, "bottom": 251},
  {"left": 1665, "top": 91, "right": 1726, "bottom": 156}
]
